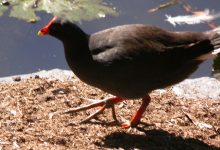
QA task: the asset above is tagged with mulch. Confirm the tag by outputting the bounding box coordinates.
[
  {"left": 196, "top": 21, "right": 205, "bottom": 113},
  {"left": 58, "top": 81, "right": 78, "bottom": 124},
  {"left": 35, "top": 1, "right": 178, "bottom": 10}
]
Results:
[{"left": 0, "top": 76, "right": 219, "bottom": 150}]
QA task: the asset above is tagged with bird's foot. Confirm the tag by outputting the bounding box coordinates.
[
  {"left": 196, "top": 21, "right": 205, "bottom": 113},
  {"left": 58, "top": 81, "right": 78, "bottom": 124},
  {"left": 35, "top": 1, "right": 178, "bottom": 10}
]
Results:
[
  {"left": 63, "top": 96, "right": 123, "bottom": 123},
  {"left": 120, "top": 119, "right": 139, "bottom": 129},
  {"left": 121, "top": 94, "right": 151, "bottom": 129},
  {"left": 121, "top": 121, "right": 133, "bottom": 129}
]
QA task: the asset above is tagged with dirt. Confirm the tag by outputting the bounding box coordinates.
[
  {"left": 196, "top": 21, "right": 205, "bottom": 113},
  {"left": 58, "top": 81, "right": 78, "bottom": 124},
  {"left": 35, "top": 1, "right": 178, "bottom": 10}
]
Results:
[{"left": 0, "top": 75, "right": 219, "bottom": 150}]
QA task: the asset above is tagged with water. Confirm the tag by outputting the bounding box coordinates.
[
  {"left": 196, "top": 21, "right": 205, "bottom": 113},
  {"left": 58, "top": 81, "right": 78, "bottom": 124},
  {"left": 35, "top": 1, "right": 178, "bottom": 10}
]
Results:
[{"left": 0, "top": 0, "right": 219, "bottom": 77}]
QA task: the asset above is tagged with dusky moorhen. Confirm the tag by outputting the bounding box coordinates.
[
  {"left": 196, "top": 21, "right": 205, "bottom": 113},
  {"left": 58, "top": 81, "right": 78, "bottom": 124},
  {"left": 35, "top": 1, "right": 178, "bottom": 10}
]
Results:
[{"left": 38, "top": 17, "right": 220, "bottom": 128}]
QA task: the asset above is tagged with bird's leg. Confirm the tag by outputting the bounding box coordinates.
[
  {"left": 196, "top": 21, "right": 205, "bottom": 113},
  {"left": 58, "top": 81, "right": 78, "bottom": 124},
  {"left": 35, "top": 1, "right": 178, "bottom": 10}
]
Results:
[
  {"left": 121, "top": 94, "right": 151, "bottom": 129},
  {"left": 111, "top": 105, "right": 118, "bottom": 122},
  {"left": 63, "top": 96, "right": 123, "bottom": 123}
]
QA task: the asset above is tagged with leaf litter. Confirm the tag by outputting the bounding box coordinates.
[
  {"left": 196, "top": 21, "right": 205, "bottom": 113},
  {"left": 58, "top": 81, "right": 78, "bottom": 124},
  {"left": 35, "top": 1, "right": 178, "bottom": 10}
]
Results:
[
  {"left": 149, "top": 0, "right": 219, "bottom": 28},
  {"left": 148, "top": 0, "right": 179, "bottom": 13},
  {"left": 0, "top": 0, "right": 117, "bottom": 22},
  {"left": 0, "top": 76, "right": 219, "bottom": 149}
]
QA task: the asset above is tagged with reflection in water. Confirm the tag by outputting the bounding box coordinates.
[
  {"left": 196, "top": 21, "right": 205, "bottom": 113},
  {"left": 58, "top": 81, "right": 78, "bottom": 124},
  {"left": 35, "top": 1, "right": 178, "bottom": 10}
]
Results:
[
  {"left": 166, "top": 11, "right": 220, "bottom": 26},
  {"left": 0, "top": 13, "right": 66, "bottom": 77},
  {"left": 0, "top": 0, "right": 219, "bottom": 78}
]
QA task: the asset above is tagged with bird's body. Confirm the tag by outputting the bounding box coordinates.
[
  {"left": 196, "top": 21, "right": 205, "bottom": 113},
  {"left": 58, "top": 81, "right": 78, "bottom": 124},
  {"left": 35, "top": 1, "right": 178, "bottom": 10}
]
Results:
[
  {"left": 58, "top": 23, "right": 218, "bottom": 99},
  {"left": 38, "top": 17, "right": 220, "bottom": 128}
]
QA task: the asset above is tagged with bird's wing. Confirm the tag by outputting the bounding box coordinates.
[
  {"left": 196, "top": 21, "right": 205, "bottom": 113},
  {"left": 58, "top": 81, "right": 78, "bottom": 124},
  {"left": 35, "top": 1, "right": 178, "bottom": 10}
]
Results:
[{"left": 88, "top": 24, "right": 210, "bottom": 64}]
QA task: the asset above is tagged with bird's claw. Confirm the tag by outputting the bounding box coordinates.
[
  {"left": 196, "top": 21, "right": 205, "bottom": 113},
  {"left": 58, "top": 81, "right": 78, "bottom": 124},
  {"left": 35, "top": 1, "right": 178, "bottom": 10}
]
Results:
[
  {"left": 63, "top": 96, "right": 123, "bottom": 123},
  {"left": 63, "top": 98, "right": 107, "bottom": 114},
  {"left": 121, "top": 120, "right": 139, "bottom": 129},
  {"left": 121, "top": 121, "right": 132, "bottom": 129},
  {"left": 79, "top": 97, "right": 102, "bottom": 103},
  {"left": 80, "top": 105, "right": 106, "bottom": 123}
]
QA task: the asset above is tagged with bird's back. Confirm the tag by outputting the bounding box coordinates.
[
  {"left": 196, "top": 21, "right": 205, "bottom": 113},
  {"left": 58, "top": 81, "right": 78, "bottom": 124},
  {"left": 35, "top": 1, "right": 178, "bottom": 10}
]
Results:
[{"left": 86, "top": 24, "right": 214, "bottom": 98}]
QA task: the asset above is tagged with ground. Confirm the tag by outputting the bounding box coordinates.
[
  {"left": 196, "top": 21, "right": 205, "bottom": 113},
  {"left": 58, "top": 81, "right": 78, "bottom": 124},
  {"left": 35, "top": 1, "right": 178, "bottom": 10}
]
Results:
[{"left": 0, "top": 75, "right": 219, "bottom": 150}]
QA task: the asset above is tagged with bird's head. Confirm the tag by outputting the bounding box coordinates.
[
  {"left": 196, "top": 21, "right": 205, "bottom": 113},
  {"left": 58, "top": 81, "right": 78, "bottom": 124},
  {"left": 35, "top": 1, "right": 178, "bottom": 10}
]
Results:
[
  {"left": 38, "top": 17, "right": 86, "bottom": 41},
  {"left": 38, "top": 16, "right": 60, "bottom": 37}
]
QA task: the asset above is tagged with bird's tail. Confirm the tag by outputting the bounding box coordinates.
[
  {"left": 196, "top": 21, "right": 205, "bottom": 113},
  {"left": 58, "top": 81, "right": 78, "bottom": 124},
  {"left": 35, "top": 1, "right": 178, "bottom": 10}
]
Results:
[
  {"left": 197, "top": 27, "right": 220, "bottom": 60},
  {"left": 211, "top": 27, "right": 220, "bottom": 54}
]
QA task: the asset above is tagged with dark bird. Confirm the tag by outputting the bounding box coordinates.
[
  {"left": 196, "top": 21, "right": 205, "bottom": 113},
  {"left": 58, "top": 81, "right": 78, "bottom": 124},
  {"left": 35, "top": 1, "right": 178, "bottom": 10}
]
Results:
[{"left": 38, "top": 17, "right": 220, "bottom": 128}]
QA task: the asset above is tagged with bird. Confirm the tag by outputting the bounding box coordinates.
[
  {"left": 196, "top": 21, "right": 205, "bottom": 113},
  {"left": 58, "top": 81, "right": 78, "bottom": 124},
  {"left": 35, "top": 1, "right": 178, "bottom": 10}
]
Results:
[{"left": 38, "top": 16, "right": 220, "bottom": 128}]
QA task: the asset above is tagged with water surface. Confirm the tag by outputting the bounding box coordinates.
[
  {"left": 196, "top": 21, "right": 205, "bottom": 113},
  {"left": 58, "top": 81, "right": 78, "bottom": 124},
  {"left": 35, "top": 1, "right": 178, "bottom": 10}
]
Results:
[{"left": 0, "top": 0, "right": 219, "bottom": 77}]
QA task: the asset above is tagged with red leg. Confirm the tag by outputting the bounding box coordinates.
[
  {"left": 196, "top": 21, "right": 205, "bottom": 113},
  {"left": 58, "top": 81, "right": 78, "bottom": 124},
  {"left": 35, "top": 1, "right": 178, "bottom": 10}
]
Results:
[{"left": 122, "top": 94, "right": 151, "bottom": 129}]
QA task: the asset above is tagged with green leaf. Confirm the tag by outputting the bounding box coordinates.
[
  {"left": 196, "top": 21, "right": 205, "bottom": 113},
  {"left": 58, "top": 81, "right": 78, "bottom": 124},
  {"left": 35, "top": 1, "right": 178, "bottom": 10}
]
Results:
[
  {"left": 9, "top": 1, "right": 40, "bottom": 21},
  {"left": 0, "top": 5, "right": 8, "bottom": 16},
  {"left": 0, "top": 0, "right": 117, "bottom": 22}
]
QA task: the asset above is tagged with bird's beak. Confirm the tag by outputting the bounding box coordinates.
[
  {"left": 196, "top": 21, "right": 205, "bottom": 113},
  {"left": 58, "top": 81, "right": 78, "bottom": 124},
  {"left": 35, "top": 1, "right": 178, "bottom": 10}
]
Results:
[
  {"left": 37, "top": 30, "right": 44, "bottom": 36},
  {"left": 37, "top": 28, "right": 48, "bottom": 37},
  {"left": 37, "top": 16, "right": 58, "bottom": 37}
]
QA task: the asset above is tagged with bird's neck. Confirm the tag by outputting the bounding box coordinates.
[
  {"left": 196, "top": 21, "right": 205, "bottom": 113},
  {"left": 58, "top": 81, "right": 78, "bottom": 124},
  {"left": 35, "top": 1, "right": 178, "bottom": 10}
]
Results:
[{"left": 62, "top": 35, "right": 94, "bottom": 74}]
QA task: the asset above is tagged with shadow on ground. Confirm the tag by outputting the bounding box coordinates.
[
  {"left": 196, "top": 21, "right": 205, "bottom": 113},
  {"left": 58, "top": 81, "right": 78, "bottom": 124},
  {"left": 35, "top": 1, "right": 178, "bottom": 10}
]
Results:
[{"left": 96, "top": 129, "right": 219, "bottom": 150}]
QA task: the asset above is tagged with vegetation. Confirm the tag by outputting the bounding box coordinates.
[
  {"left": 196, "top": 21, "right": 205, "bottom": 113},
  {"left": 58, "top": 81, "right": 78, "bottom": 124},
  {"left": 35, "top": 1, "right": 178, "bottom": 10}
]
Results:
[{"left": 0, "top": 0, "right": 117, "bottom": 22}]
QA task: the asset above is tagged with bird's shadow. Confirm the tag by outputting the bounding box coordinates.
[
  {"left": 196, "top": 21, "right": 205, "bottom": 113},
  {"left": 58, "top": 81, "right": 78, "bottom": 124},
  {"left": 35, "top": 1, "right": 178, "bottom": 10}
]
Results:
[{"left": 95, "top": 128, "right": 219, "bottom": 150}]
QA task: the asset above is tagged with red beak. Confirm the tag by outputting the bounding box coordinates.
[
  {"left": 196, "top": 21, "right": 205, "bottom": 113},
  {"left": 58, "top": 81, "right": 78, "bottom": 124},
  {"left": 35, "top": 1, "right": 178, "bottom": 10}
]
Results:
[{"left": 38, "top": 16, "right": 58, "bottom": 36}]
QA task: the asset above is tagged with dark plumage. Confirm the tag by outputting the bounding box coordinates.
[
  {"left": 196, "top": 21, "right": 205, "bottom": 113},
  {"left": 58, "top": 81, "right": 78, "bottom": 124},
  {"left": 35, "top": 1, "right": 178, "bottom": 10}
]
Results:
[{"left": 38, "top": 17, "right": 220, "bottom": 128}]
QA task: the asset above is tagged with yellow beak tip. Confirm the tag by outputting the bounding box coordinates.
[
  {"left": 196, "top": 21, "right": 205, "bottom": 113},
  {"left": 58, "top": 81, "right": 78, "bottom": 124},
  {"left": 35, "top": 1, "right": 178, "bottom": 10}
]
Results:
[{"left": 37, "top": 31, "right": 44, "bottom": 37}]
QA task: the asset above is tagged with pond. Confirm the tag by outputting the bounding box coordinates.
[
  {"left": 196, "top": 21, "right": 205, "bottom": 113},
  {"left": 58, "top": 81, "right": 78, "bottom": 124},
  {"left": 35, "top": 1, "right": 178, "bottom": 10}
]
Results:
[{"left": 0, "top": 0, "right": 219, "bottom": 78}]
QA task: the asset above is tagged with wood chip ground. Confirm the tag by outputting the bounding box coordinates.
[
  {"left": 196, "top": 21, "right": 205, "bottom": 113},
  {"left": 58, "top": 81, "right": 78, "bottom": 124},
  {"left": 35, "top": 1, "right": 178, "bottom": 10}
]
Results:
[{"left": 0, "top": 76, "right": 219, "bottom": 150}]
